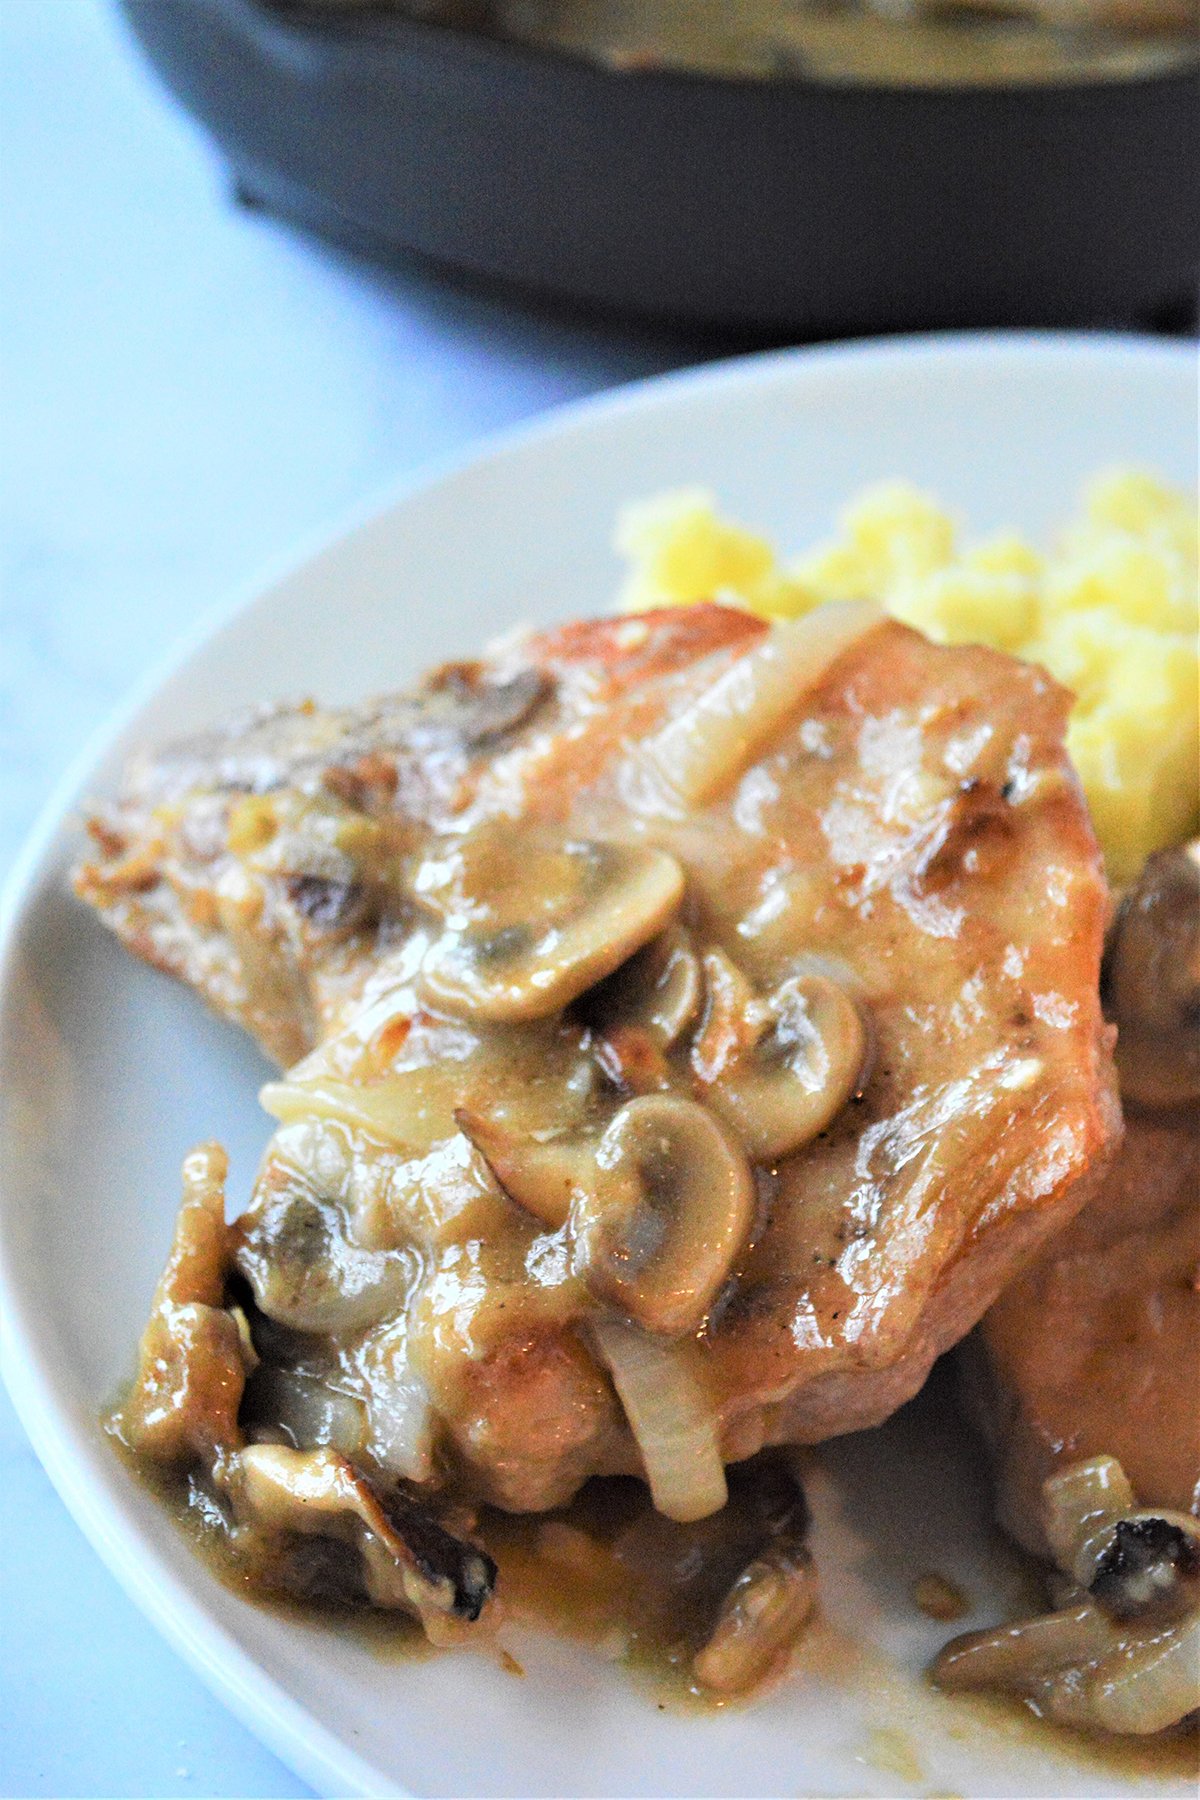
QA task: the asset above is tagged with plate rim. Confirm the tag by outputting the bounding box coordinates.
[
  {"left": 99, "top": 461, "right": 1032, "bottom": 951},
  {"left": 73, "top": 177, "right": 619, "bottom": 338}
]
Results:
[{"left": 1, "top": 328, "right": 1194, "bottom": 1800}]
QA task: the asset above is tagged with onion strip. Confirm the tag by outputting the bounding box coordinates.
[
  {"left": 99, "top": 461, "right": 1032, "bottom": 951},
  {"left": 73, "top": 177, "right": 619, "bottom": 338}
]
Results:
[
  {"left": 633, "top": 602, "right": 881, "bottom": 816},
  {"left": 260, "top": 1072, "right": 451, "bottom": 1152},
  {"left": 592, "top": 1319, "right": 727, "bottom": 1523}
]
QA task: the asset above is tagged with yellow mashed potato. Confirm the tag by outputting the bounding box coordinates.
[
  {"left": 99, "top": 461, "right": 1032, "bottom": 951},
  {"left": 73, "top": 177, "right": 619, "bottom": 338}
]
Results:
[{"left": 616, "top": 471, "right": 1198, "bottom": 884}]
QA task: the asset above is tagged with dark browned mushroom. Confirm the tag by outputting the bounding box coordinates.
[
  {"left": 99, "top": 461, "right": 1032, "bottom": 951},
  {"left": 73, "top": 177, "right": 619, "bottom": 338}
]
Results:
[
  {"left": 934, "top": 1455, "right": 1200, "bottom": 1733},
  {"left": 226, "top": 1443, "right": 497, "bottom": 1622},
  {"left": 1103, "top": 839, "right": 1200, "bottom": 1108}
]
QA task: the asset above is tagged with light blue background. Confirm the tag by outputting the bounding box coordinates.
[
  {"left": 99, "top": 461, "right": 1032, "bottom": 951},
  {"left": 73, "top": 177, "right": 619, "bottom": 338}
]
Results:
[{"left": 0, "top": 3, "right": 707, "bottom": 1793}]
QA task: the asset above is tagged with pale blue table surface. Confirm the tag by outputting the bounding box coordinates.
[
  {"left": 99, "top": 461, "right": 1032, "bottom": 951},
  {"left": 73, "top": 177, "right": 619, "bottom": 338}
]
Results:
[{"left": 0, "top": 4, "right": 709, "bottom": 1793}]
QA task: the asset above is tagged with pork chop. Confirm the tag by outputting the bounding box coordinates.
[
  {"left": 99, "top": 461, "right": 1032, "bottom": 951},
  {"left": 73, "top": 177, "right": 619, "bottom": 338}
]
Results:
[
  {"left": 81, "top": 604, "right": 1120, "bottom": 1520},
  {"left": 963, "top": 839, "right": 1199, "bottom": 1557},
  {"left": 962, "top": 1105, "right": 1199, "bottom": 1558}
]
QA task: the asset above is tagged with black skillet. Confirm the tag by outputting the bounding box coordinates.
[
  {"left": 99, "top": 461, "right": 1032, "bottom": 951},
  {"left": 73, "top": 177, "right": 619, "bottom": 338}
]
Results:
[{"left": 118, "top": 0, "right": 1199, "bottom": 336}]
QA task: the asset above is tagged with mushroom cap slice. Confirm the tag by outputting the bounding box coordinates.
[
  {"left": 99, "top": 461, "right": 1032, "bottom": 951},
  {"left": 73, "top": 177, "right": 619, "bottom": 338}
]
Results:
[
  {"left": 230, "top": 1443, "right": 496, "bottom": 1623},
  {"left": 454, "top": 1105, "right": 582, "bottom": 1230},
  {"left": 690, "top": 1453, "right": 817, "bottom": 1695},
  {"left": 587, "top": 925, "right": 703, "bottom": 1095},
  {"left": 575, "top": 1094, "right": 756, "bottom": 1337},
  {"left": 233, "top": 1153, "right": 417, "bottom": 1336},
  {"left": 696, "top": 956, "right": 869, "bottom": 1163},
  {"left": 934, "top": 1455, "right": 1200, "bottom": 1736},
  {"left": 692, "top": 1539, "right": 818, "bottom": 1695},
  {"left": 591, "top": 924, "right": 702, "bottom": 1049},
  {"left": 419, "top": 837, "right": 686, "bottom": 1024},
  {"left": 1103, "top": 839, "right": 1200, "bottom": 1109}
]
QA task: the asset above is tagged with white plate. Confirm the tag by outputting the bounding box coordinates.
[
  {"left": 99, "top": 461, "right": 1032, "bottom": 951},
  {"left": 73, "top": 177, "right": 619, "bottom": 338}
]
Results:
[{"left": 1, "top": 333, "right": 1196, "bottom": 1800}]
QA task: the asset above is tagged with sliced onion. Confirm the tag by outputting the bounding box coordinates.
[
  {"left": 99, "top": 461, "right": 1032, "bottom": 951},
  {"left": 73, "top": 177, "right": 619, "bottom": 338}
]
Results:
[
  {"left": 592, "top": 1319, "right": 727, "bottom": 1523},
  {"left": 364, "top": 1363, "right": 435, "bottom": 1484},
  {"left": 260, "top": 1071, "right": 454, "bottom": 1152},
  {"left": 632, "top": 603, "right": 881, "bottom": 816}
]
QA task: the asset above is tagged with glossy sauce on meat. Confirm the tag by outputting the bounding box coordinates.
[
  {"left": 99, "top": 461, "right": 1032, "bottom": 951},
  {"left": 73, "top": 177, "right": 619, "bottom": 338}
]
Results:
[
  {"left": 86, "top": 606, "right": 1117, "bottom": 1624},
  {"left": 85, "top": 607, "right": 1117, "bottom": 1510}
]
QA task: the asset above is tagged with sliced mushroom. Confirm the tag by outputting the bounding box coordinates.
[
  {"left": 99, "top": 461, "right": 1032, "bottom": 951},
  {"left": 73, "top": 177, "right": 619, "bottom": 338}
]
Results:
[
  {"left": 455, "top": 1106, "right": 584, "bottom": 1229},
  {"left": 148, "top": 1141, "right": 235, "bottom": 1310},
  {"left": 459, "top": 1093, "right": 754, "bottom": 1336},
  {"left": 692, "top": 1458, "right": 818, "bottom": 1696},
  {"left": 588, "top": 925, "right": 703, "bottom": 1094},
  {"left": 693, "top": 1540, "right": 818, "bottom": 1696},
  {"left": 418, "top": 834, "right": 685, "bottom": 1024},
  {"left": 693, "top": 950, "right": 868, "bottom": 1162},
  {"left": 934, "top": 1599, "right": 1200, "bottom": 1737},
  {"left": 109, "top": 1144, "right": 253, "bottom": 1466},
  {"left": 590, "top": 924, "right": 703, "bottom": 1049},
  {"left": 691, "top": 946, "right": 762, "bottom": 1074},
  {"left": 575, "top": 1094, "right": 755, "bottom": 1336},
  {"left": 110, "top": 1155, "right": 495, "bottom": 1636},
  {"left": 933, "top": 1455, "right": 1200, "bottom": 1734},
  {"left": 234, "top": 1160, "right": 418, "bottom": 1335},
  {"left": 1103, "top": 839, "right": 1200, "bottom": 1108},
  {"left": 286, "top": 873, "right": 372, "bottom": 937},
  {"left": 240, "top": 1364, "right": 368, "bottom": 1461},
  {"left": 224, "top": 1443, "right": 496, "bottom": 1624},
  {"left": 115, "top": 1302, "right": 249, "bottom": 1467},
  {"left": 421, "top": 663, "right": 550, "bottom": 749}
]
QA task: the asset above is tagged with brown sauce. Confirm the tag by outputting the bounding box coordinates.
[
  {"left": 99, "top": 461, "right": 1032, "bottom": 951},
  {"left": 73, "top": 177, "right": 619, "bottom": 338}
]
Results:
[
  {"left": 945, "top": 1689, "right": 1200, "bottom": 1785},
  {"left": 114, "top": 1412, "right": 1199, "bottom": 1782},
  {"left": 482, "top": 1475, "right": 825, "bottom": 1707}
]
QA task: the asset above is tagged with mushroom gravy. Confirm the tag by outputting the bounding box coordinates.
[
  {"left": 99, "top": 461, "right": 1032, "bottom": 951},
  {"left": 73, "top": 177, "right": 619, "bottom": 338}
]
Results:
[
  {"left": 87, "top": 602, "right": 1119, "bottom": 1713},
  {"left": 116, "top": 1375, "right": 1200, "bottom": 1783}
]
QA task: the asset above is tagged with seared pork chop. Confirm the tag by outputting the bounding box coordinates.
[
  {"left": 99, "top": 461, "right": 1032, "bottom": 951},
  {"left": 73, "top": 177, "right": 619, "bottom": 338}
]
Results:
[
  {"left": 934, "top": 843, "right": 1198, "bottom": 1737},
  {"left": 82, "top": 605, "right": 1119, "bottom": 1522},
  {"left": 964, "top": 840, "right": 1200, "bottom": 1556},
  {"left": 965, "top": 1107, "right": 1199, "bottom": 1557}
]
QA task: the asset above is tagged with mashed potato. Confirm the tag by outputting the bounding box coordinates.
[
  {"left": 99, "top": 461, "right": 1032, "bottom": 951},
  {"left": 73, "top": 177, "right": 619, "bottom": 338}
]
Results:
[{"left": 616, "top": 471, "right": 1198, "bottom": 883}]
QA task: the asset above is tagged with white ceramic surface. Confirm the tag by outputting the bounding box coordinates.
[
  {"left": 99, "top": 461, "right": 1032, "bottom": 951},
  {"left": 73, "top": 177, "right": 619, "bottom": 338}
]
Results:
[{"left": 1, "top": 335, "right": 1195, "bottom": 1800}]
